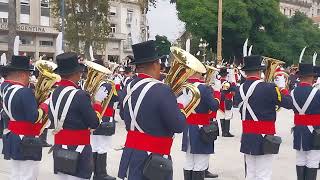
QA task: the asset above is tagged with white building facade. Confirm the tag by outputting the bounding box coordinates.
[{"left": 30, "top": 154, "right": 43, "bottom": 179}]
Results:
[
  {"left": 280, "top": 0, "right": 320, "bottom": 18},
  {"left": 0, "top": 0, "right": 148, "bottom": 63}
]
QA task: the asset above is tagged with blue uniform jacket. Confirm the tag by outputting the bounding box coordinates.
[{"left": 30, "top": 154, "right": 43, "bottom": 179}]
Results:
[
  {"left": 292, "top": 83, "right": 320, "bottom": 151},
  {"left": 182, "top": 82, "right": 219, "bottom": 154},
  {"left": 118, "top": 74, "right": 186, "bottom": 180},
  {"left": 48, "top": 80, "right": 99, "bottom": 179},
  {"left": 1, "top": 81, "right": 40, "bottom": 161},
  {"left": 234, "top": 78, "right": 292, "bottom": 155},
  {"left": 220, "top": 78, "right": 236, "bottom": 111}
]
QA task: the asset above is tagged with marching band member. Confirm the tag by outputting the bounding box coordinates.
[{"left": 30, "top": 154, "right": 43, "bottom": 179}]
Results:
[
  {"left": 0, "top": 55, "right": 48, "bottom": 180},
  {"left": 181, "top": 73, "right": 220, "bottom": 180},
  {"left": 219, "top": 67, "right": 235, "bottom": 137},
  {"left": 233, "top": 55, "right": 292, "bottom": 180},
  {"left": 49, "top": 52, "right": 107, "bottom": 180},
  {"left": 90, "top": 59, "right": 117, "bottom": 180},
  {"left": 121, "top": 66, "right": 133, "bottom": 89},
  {"left": 291, "top": 63, "right": 320, "bottom": 180},
  {"left": 118, "top": 40, "right": 186, "bottom": 180}
]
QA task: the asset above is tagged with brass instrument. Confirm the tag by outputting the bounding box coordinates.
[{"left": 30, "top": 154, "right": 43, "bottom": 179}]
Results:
[
  {"left": 83, "top": 61, "right": 112, "bottom": 101},
  {"left": 34, "top": 60, "right": 61, "bottom": 132},
  {"left": 263, "top": 57, "right": 288, "bottom": 111},
  {"left": 205, "top": 65, "right": 218, "bottom": 85},
  {"left": 262, "top": 57, "right": 286, "bottom": 83},
  {"left": 100, "top": 79, "right": 117, "bottom": 116},
  {"left": 165, "top": 47, "right": 207, "bottom": 117}
]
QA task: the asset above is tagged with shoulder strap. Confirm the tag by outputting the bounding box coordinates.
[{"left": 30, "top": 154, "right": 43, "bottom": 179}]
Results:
[
  {"left": 239, "top": 80, "right": 262, "bottom": 120},
  {"left": 2, "top": 85, "right": 23, "bottom": 121},
  {"left": 291, "top": 88, "right": 318, "bottom": 114}
]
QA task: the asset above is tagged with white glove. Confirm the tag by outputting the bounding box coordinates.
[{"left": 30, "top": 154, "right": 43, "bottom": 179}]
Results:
[
  {"left": 274, "top": 75, "right": 286, "bottom": 89},
  {"left": 213, "top": 78, "right": 221, "bottom": 91},
  {"left": 95, "top": 86, "right": 109, "bottom": 102}
]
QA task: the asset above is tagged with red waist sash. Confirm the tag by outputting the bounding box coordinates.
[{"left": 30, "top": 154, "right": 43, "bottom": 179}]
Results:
[
  {"left": 8, "top": 121, "right": 42, "bottom": 136},
  {"left": 242, "top": 120, "right": 276, "bottom": 135},
  {"left": 124, "top": 130, "right": 173, "bottom": 155},
  {"left": 54, "top": 129, "right": 90, "bottom": 145},
  {"left": 103, "top": 107, "right": 114, "bottom": 117},
  {"left": 187, "top": 112, "right": 217, "bottom": 125},
  {"left": 294, "top": 114, "right": 320, "bottom": 126}
]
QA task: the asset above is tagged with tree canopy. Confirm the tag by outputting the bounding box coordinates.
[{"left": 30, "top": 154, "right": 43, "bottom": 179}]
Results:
[
  {"left": 176, "top": 0, "right": 320, "bottom": 65},
  {"left": 51, "top": 0, "right": 110, "bottom": 59},
  {"left": 155, "top": 35, "right": 171, "bottom": 56}
]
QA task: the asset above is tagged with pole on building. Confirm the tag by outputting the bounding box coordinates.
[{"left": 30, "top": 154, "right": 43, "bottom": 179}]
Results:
[
  {"left": 217, "top": 0, "right": 223, "bottom": 65},
  {"left": 60, "top": 0, "right": 65, "bottom": 50}
]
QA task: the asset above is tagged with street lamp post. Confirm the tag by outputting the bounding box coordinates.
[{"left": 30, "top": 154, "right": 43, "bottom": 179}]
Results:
[
  {"left": 198, "top": 38, "right": 209, "bottom": 62},
  {"left": 217, "top": 0, "right": 223, "bottom": 65}
]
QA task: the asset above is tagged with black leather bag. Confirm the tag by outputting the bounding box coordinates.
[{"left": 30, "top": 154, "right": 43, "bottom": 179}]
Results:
[
  {"left": 199, "top": 122, "right": 219, "bottom": 143},
  {"left": 143, "top": 154, "right": 173, "bottom": 180},
  {"left": 312, "top": 129, "right": 320, "bottom": 148},
  {"left": 20, "top": 136, "right": 43, "bottom": 159},
  {"left": 93, "top": 121, "right": 115, "bottom": 136},
  {"left": 263, "top": 135, "right": 282, "bottom": 154},
  {"left": 53, "top": 148, "right": 80, "bottom": 175}
]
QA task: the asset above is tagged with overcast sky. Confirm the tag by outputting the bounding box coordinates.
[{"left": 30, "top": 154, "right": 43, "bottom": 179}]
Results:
[{"left": 147, "top": 0, "right": 185, "bottom": 42}]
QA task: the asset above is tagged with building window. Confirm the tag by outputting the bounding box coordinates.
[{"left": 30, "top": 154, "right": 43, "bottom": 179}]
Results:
[
  {"left": 0, "top": 34, "right": 8, "bottom": 43},
  {"left": 110, "top": 24, "right": 116, "bottom": 33},
  {"left": 0, "top": 1, "right": 8, "bottom": 12},
  {"left": 20, "top": 35, "right": 33, "bottom": 45},
  {"left": 20, "top": 0, "right": 30, "bottom": 24},
  {"left": 108, "top": 55, "right": 120, "bottom": 63},
  {"left": 40, "top": 0, "right": 50, "bottom": 26},
  {"left": 0, "top": 18, "right": 7, "bottom": 23},
  {"left": 110, "top": 6, "right": 116, "bottom": 16},
  {"left": 127, "top": 10, "right": 133, "bottom": 22},
  {"left": 40, "top": 40, "right": 53, "bottom": 46}
]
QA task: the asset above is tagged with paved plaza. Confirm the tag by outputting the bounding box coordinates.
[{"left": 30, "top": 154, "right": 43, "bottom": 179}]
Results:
[{"left": 0, "top": 109, "right": 319, "bottom": 180}]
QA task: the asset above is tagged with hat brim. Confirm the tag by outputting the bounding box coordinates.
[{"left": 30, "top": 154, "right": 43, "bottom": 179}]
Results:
[
  {"left": 241, "top": 65, "right": 266, "bottom": 71},
  {"left": 2, "top": 65, "right": 34, "bottom": 72},
  {"left": 131, "top": 55, "right": 162, "bottom": 65},
  {"left": 296, "top": 71, "right": 317, "bottom": 77},
  {"left": 54, "top": 65, "right": 84, "bottom": 75}
]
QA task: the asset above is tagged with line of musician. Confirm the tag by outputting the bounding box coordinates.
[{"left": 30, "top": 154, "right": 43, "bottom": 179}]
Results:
[{"left": 0, "top": 39, "right": 319, "bottom": 180}]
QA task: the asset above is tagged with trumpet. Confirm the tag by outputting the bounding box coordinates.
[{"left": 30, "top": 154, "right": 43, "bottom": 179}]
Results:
[{"left": 164, "top": 47, "right": 206, "bottom": 117}]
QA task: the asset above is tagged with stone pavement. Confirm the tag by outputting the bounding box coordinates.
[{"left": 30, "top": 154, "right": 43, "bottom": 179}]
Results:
[{"left": 0, "top": 109, "right": 319, "bottom": 180}]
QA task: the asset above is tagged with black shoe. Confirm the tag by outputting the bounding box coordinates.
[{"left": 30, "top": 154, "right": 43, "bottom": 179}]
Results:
[
  {"left": 184, "top": 169, "right": 192, "bottom": 180},
  {"left": 296, "top": 166, "right": 305, "bottom": 180},
  {"left": 192, "top": 171, "right": 205, "bottom": 180},
  {"left": 222, "top": 120, "right": 234, "bottom": 137},
  {"left": 305, "top": 167, "right": 317, "bottom": 180},
  {"left": 205, "top": 170, "right": 218, "bottom": 178},
  {"left": 93, "top": 153, "right": 116, "bottom": 180}
]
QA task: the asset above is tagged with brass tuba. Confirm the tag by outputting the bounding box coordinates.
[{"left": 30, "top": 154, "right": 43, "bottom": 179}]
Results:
[
  {"left": 165, "top": 47, "right": 207, "bottom": 117},
  {"left": 83, "top": 61, "right": 114, "bottom": 120},
  {"left": 205, "top": 65, "right": 219, "bottom": 85},
  {"left": 83, "top": 61, "right": 112, "bottom": 100},
  {"left": 34, "top": 60, "right": 61, "bottom": 132},
  {"left": 34, "top": 60, "right": 61, "bottom": 104},
  {"left": 100, "top": 78, "right": 117, "bottom": 116},
  {"left": 263, "top": 57, "right": 286, "bottom": 83}
]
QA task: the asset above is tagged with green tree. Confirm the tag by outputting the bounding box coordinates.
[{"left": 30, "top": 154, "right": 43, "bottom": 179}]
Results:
[
  {"left": 51, "top": 0, "right": 110, "bottom": 59},
  {"left": 175, "top": 0, "right": 320, "bottom": 65},
  {"left": 155, "top": 35, "right": 171, "bottom": 56}
]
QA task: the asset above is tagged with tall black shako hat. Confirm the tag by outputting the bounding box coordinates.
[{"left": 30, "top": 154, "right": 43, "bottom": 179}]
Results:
[
  {"left": 131, "top": 40, "right": 162, "bottom": 64},
  {"left": 55, "top": 52, "right": 83, "bottom": 75},
  {"left": 241, "top": 55, "right": 266, "bottom": 71},
  {"left": 314, "top": 65, "right": 320, "bottom": 77},
  {"left": 2, "top": 55, "right": 33, "bottom": 71},
  {"left": 296, "top": 63, "right": 316, "bottom": 77},
  {"left": 219, "top": 67, "right": 228, "bottom": 76}
]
